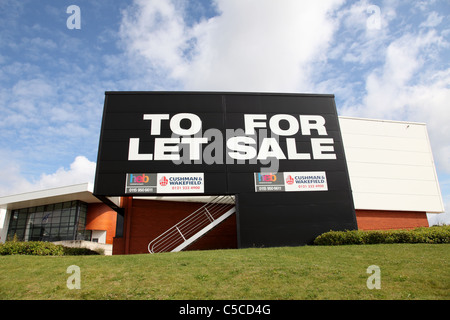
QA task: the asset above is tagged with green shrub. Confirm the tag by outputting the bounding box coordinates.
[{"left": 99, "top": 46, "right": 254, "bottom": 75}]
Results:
[
  {"left": 0, "top": 241, "right": 101, "bottom": 256},
  {"left": 0, "top": 241, "right": 64, "bottom": 256},
  {"left": 62, "top": 246, "right": 100, "bottom": 255},
  {"left": 314, "top": 225, "right": 450, "bottom": 245}
]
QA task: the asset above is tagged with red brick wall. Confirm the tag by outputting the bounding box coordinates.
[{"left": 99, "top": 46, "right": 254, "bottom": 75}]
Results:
[
  {"left": 112, "top": 201, "right": 430, "bottom": 254},
  {"left": 113, "top": 198, "right": 237, "bottom": 255},
  {"left": 112, "top": 237, "right": 125, "bottom": 255},
  {"left": 356, "top": 210, "right": 428, "bottom": 230},
  {"left": 185, "top": 214, "right": 237, "bottom": 251}
]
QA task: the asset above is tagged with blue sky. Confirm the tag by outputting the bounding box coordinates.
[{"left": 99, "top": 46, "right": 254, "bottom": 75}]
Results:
[{"left": 0, "top": 0, "right": 449, "bottom": 224}]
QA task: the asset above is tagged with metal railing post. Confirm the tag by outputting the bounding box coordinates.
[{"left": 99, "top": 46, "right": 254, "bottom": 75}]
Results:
[{"left": 176, "top": 226, "right": 186, "bottom": 241}]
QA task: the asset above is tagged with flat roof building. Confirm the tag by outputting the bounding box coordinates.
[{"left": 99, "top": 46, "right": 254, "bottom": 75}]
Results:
[
  {"left": 0, "top": 116, "right": 444, "bottom": 255},
  {"left": 0, "top": 183, "right": 118, "bottom": 254}
]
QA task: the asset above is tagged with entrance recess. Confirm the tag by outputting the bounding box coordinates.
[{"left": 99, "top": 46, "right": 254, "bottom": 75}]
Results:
[{"left": 148, "top": 196, "right": 235, "bottom": 253}]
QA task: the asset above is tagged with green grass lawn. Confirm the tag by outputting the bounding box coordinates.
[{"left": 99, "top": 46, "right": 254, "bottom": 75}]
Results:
[{"left": 0, "top": 244, "right": 448, "bottom": 300}]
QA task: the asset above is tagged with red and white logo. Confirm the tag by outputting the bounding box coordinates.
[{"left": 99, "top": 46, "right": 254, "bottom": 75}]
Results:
[
  {"left": 159, "top": 176, "right": 168, "bottom": 186},
  {"left": 286, "top": 175, "right": 294, "bottom": 185}
]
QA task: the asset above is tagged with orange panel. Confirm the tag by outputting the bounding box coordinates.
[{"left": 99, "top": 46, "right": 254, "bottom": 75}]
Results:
[{"left": 86, "top": 203, "right": 117, "bottom": 244}]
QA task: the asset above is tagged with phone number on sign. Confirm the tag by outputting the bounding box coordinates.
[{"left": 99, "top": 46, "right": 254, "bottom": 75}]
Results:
[
  {"left": 298, "top": 184, "right": 325, "bottom": 189},
  {"left": 257, "top": 186, "right": 283, "bottom": 191},
  {"left": 170, "top": 186, "right": 202, "bottom": 191}
]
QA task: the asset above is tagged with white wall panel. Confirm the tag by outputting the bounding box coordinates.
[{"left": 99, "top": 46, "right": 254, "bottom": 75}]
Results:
[
  {"left": 342, "top": 134, "right": 429, "bottom": 152},
  {"left": 339, "top": 118, "right": 427, "bottom": 138},
  {"left": 343, "top": 147, "right": 433, "bottom": 166},
  {"left": 92, "top": 230, "right": 107, "bottom": 244},
  {"left": 0, "top": 208, "right": 8, "bottom": 243},
  {"left": 339, "top": 117, "right": 444, "bottom": 213},
  {"left": 352, "top": 193, "right": 445, "bottom": 213},
  {"left": 350, "top": 177, "right": 440, "bottom": 196},
  {"left": 346, "top": 162, "right": 436, "bottom": 181}
]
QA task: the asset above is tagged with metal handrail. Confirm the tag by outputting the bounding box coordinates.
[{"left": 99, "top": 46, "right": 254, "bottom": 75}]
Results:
[{"left": 148, "top": 196, "right": 235, "bottom": 253}]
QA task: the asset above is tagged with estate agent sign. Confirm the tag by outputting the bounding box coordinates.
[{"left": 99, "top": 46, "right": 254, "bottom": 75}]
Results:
[{"left": 94, "top": 92, "right": 357, "bottom": 247}]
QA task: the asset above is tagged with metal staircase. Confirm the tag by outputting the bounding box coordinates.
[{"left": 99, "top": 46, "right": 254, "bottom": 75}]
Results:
[{"left": 148, "top": 196, "right": 235, "bottom": 253}]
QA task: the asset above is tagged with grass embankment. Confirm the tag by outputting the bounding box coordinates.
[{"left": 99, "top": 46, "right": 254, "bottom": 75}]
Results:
[{"left": 0, "top": 244, "right": 448, "bottom": 300}]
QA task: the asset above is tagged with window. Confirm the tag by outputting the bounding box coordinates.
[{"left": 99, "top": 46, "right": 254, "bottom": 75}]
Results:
[{"left": 7, "top": 200, "right": 89, "bottom": 242}]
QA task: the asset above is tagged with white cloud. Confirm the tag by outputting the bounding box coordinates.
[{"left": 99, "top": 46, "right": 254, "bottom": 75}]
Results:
[
  {"left": 12, "top": 78, "right": 54, "bottom": 98},
  {"left": 340, "top": 30, "right": 450, "bottom": 173},
  {"left": 120, "top": 0, "right": 187, "bottom": 73},
  {"left": 419, "top": 11, "right": 443, "bottom": 28},
  {"left": 427, "top": 212, "right": 450, "bottom": 226},
  {"left": 0, "top": 156, "right": 96, "bottom": 197},
  {"left": 428, "top": 193, "right": 450, "bottom": 226},
  {"left": 119, "top": 0, "right": 345, "bottom": 92},
  {"left": 0, "top": 155, "right": 34, "bottom": 197},
  {"left": 36, "top": 156, "right": 96, "bottom": 189}
]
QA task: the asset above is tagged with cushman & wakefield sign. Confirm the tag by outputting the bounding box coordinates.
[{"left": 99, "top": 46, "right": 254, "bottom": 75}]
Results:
[
  {"left": 254, "top": 171, "right": 328, "bottom": 192},
  {"left": 125, "top": 172, "right": 204, "bottom": 194},
  {"left": 94, "top": 92, "right": 357, "bottom": 247}
]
